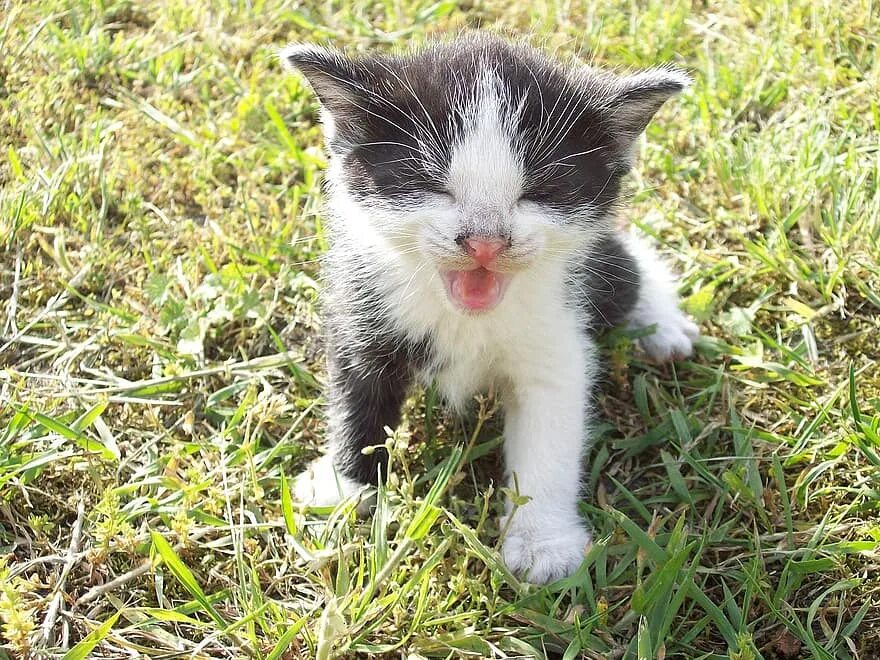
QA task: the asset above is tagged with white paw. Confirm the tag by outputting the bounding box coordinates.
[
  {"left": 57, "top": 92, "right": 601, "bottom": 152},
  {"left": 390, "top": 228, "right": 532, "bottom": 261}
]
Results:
[
  {"left": 637, "top": 309, "right": 700, "bottom": 362},
  {"left": 502, "top": 515, "right": 592, "bottom": 584},
  {"left": 293, "top": 454, "right": 368, "bottom": 508}
]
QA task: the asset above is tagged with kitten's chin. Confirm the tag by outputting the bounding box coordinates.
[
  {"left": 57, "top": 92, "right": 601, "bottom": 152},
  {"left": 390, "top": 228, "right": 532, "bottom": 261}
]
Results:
[{"left": 441, "top": 268, "right": 511, "bottom": 313}]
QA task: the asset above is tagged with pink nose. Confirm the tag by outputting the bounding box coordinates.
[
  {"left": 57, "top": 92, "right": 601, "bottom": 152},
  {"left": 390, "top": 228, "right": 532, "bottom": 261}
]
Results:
[{"left": 464, "top": 237, "right": 507, "bottom": 267}]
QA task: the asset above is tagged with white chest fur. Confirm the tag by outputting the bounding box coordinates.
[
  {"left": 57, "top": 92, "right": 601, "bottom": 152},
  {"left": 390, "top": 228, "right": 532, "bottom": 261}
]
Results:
[{"left": 384, "top": 250, "right": 579, "bottom": 408}]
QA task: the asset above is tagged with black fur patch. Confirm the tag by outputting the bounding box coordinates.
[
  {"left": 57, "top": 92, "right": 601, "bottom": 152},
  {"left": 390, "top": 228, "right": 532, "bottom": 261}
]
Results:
[
  {"left": 322, "top": 253, "right": 433, "bottom": 484},
  {"left": 574, "top": 233, "right": 641, "bottom": 332},
  {"left": 323, "top": 331, "right": 418, "bottom": 484}
]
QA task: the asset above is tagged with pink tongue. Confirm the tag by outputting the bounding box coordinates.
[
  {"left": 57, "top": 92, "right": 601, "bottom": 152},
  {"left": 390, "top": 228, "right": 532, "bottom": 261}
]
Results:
[{"left": 450, "top": 268, "right": 500, "bottom": 310}]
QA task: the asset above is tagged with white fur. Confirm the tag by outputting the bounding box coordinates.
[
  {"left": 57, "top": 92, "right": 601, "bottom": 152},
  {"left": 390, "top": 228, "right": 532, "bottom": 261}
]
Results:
[
  {"left": 624, "top": 232, "right": 700, "bottom": 361},
  {"left": 293, "top": 453, "right": 369, "bottom": 507},
  {"left": 303, "top": 70, "right": 695, "bottom": 584},
  {"left": 388, "top": 227, "right": 594, "bottom": 583},
  {"left": 339, "top": 84, "right": 596, "bottom": 583},
  {"left": 446, "top": 74, "right": 523, "bottom": 211},
  {"left": 499, "top": 308, "right": 595, "bottom": 583}
]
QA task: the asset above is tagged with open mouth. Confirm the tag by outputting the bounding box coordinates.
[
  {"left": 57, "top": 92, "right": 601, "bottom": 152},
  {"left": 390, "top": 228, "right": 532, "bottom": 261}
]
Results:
[{"left": 441, "top": 267, "right": 512, "bottom": 312}]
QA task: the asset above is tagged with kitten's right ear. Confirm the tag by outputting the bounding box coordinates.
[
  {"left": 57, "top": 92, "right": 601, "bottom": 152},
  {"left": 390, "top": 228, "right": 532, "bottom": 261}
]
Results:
[
  {"left": 598, "top": 66, "right": 691, "bottom": 169},
  {"left": 280, "top": 44, "right": 369, "bottom": 144}
]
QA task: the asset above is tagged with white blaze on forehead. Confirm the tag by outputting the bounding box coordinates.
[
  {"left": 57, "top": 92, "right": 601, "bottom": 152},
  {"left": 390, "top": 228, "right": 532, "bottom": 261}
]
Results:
[{"left": 446, "top": 74, "right": 523, "bottom": 210}]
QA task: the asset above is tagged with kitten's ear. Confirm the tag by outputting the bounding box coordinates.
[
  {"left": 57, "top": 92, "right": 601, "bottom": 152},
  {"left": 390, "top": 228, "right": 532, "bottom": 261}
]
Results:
[
  {"left": 602, "top": 67, "right": 691, "bottom": 165},
  {"left": 280, "top": 44, "right": 372, "bottom": 145}
]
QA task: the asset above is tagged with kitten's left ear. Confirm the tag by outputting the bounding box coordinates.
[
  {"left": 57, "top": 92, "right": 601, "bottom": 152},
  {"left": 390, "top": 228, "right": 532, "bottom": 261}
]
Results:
[{"left": 603, "top": 67, "right": 691, "bottom": 165}]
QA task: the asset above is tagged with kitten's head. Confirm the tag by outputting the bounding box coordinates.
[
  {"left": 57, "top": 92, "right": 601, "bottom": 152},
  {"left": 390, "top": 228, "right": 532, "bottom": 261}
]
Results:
[{"left": 282, "top": 35, "right": 689, "bottom": 313}]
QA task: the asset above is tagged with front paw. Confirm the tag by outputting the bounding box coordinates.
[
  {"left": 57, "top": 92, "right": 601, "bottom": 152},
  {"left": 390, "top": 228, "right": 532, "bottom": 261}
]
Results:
[
  {"left": 502, "top": 515, "right": 592, "bottom": 584},
  {"left": 638, "top": 309, "right": 700, "bottom": 362},
  {"left": 293, "top": 454, "right": 368, "bottom": 508}
]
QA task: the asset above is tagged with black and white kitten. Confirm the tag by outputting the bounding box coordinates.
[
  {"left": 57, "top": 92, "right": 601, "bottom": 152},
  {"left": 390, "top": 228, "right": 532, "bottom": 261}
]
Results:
[{"left": 281, "top": 35, "right": 699, "bottom": 584}]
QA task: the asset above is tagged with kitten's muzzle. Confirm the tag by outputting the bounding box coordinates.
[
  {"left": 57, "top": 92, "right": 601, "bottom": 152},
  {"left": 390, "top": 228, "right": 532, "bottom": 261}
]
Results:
[
  {"left": 438, "top": 234, "right": 533, "bottom": 312},
  {"left": 436, "top": 231, "right": 536, "bottom": 275},
  {"left": 455, "top": 233, "right": 511, "bottom": 269},
  {"left": 464, "top": 237, "right": 508, "bottom": 268},
  {"left": 436, "top": 234, "right": 513, "bottom": 312}
]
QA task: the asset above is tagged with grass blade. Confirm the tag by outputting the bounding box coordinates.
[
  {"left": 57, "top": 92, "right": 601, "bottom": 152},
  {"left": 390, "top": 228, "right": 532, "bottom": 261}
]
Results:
[
  {"left": 150, "top": 531, "right": 227, "bottom": 628},
  {"left": 62, "top": 612, "right": 120, "bottom": 660}
]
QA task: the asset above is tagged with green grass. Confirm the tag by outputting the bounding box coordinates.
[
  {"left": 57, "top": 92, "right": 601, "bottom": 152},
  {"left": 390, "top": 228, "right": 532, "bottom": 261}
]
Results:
[{"left": 1, "top": 0, "right": 879, "bottom": 657}]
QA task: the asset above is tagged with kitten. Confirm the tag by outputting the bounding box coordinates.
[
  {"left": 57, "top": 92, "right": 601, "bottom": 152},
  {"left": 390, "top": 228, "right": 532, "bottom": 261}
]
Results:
[{"left": 281, "top": 35, "right": 699, "bottom": 584}]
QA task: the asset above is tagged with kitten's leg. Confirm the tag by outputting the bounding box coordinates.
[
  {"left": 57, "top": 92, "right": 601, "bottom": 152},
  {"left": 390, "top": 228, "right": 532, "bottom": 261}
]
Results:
[
  {"left": 501, "top": 320, "right": 594, "bottom": 584},
  {"left": 622, "top": 232, "right": 699, "bottom": 361},
  {"left": 294, "top": 344, "right": 412, "bottom": 508}
]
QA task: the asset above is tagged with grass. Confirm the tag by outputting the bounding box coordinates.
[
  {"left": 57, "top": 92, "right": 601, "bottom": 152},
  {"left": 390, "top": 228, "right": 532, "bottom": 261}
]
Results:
[{"left": 0, "top": 0, "right": 878, "bottom": 657}]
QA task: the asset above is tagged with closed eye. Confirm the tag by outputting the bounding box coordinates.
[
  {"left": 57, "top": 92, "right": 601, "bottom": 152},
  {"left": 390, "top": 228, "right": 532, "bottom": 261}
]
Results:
[{"left": 424, "top": 186, "right": 455, "bottom": 203}]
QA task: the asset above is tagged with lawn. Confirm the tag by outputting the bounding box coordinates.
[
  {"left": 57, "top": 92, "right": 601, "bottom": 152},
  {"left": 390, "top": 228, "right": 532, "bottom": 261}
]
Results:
[{"left": 1, "top": 0, "right": 879, "bottom": 657}]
